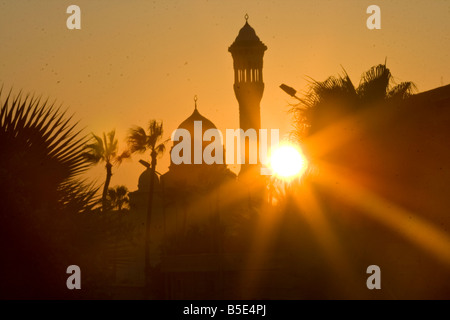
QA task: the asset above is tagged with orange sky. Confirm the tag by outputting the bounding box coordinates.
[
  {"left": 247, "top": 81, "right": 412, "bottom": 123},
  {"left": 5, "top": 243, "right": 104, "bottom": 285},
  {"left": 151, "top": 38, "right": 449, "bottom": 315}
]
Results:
[{"left": 1, "top": 0, "right": 449, "bottom": 191}]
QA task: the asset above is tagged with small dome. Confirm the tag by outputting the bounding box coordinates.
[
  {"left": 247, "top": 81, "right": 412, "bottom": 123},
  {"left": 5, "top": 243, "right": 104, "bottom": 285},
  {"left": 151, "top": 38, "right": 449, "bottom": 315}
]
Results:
[
  {"left": 138, "top": 168, "right": 160, "bottom": 192},
  {"left": 170, "top": 103, "right": 224, "bottom": 168},
  {"left": 235, "top": 22, "right": 260, "bottom": 43},
  {"left": 177, "top": 108, "right": 217, "bottom": 133},
  {"left": 229, "top": 21, "right": 267, "bottom": 52}
]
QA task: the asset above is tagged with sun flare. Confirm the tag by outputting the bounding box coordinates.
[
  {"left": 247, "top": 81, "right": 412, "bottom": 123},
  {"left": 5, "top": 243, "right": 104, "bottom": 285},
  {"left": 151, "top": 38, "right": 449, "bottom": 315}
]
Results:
[{"left": 269, "top": 144, "right": 308, "bottom": 179}]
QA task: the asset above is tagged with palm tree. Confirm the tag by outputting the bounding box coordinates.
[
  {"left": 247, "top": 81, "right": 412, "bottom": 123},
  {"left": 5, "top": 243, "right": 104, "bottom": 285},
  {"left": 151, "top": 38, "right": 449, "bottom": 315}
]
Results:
[
  {"left": 290, "top": 63, "right": 416, "bottom": 140},
  {"left": 127, "top": 120, "right": 168, "bottom": 294},
  {"left": 83, "top": 130, "right": 129, "bottom": 211},
  {"left": 0, "top": 89, "right": 98, "bottom": 214},
  {"left": 107, "top": 185, "right": 129, "bottom": 211},
  {"left": 0, "top": 87, "right": 98, "bottom": 298}
]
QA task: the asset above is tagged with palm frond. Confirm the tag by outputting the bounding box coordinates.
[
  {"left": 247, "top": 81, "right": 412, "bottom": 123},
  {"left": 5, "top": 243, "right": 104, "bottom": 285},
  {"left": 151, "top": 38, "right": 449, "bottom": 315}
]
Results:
[
  {"left": 106, "top": 185, "right": 129, "bottom": 210},
  {"left": 127, "top": 126, "right": 148, "bottom": 153},
  {"left": 115, "top": 149, "right": 131, "bottom": 165},
  {"left": 147, "top": 120, "right": 164, "bottom": 149},
  {"left": 101, "top": 130, "right": 118, "bottom": 163},
  {"left": 58, "top": 179, "right": 101, "bottom": 213},
  {"left": 155, "top": 142, "right": 166, "bottom": 157},
  {"left": 357, "top": 63, "right": 391, "bottom": 102},
  {"left": 82, "top": 133, "right": 105, "bottom": 164},
  {"left": 387, "top": 81, "right": 417, "bottom": 100},
  {"left": 288, "top": 63, "right": 414, "bottom": 141},
  {"left": 106, "top": 130, "right": 118, "bottom": 158},
  {"left": 0, "top": 88, "right": 95, "bottom": 215},
  {"left": 116, "top": 185, "right": 128, "bottom": 197}
]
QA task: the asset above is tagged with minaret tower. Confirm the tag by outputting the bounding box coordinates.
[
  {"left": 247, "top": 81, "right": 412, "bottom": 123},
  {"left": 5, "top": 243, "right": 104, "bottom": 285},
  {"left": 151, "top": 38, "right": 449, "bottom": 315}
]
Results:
[{"left": 229, "top": 14, "right": 267, "bottom": 176}]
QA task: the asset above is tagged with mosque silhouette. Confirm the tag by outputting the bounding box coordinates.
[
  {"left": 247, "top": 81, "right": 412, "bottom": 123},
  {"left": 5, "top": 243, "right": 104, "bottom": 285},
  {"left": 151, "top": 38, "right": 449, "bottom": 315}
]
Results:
[
  {"left": 107, "top": 16, "right": 450, "bottom": 300},
  {"left": 112, "top": 17, "right": 274, "bottom": 299}
]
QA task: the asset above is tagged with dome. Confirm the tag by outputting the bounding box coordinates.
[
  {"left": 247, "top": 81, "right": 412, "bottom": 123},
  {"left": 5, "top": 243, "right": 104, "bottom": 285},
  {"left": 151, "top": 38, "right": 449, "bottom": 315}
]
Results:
[
  {"left": 177, "top": 108, "right": 217, "bottom": 133},
  {"left": 229, "top": 21, "right": 267, "bottom": 52},
  {"left": 170, "top": 100, "right": 224, "bottom": 168},
  {"left": 234, "top": 22, "right": 260, "bottom": 43},
  {"left": 138, "top": 168, "right": 160, "bottom": 192}
]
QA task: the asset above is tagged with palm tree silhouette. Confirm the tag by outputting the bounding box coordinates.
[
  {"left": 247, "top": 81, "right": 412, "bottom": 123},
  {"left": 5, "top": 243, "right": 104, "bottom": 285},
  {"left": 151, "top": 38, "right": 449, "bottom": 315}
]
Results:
[
  {"left": 127, "top": 120, "right": 168, "bottom": 294},
  {"left": 83, "top": 130, "right": 129, "bottom": 211},
  {"left": 290, "top": 63, "right": 416, "bottom": 140},
  {"left": 107, "top": 185, "right": 129, "bottom": 211},
  {"left": 0, "top": 89, "right": 97, "bottom": 213},
  {"left": 0, "top": 88, "right": 98, "bottom": 298}
]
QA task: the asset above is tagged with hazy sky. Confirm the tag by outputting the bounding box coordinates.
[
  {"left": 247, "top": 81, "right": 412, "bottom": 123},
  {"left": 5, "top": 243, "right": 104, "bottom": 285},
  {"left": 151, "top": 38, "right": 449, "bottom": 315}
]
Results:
[{"left": 1, "top": 0, "right": 449, "bottom": 191}]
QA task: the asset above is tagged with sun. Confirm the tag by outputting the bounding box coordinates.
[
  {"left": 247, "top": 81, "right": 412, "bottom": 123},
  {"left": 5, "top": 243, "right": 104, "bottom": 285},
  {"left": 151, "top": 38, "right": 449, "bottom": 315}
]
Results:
[{"left": 269, "top": 144, "right": 308, "bottom": 180}]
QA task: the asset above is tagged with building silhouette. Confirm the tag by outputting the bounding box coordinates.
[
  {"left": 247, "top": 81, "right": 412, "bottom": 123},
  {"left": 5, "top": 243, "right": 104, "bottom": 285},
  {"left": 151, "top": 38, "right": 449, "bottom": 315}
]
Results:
[
  {"left": 110, "top": 10, "right": 450, "bottom": 298},
  {"left": 229, "top": 16, "right": 267, "bottom": 176},
  {"left": 113, "top": 17, "right": 267, "bottom": 299}
]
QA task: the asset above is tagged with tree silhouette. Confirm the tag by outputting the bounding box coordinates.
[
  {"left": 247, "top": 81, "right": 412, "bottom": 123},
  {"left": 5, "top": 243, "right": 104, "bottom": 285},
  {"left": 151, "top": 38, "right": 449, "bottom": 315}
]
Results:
[
  {"left": 0, "top": 88, "right": 98, "bottom": 298},
  {"left": 83, "top": 130, "right": 129, "bottom": 211},
  {"left": 290, "top": 63, "right": 416, "bottom": 140},
  {"left": 0, "top": 88, "right": 98, "bottom": 214},
  {"left": 127, "top": 120, "right": 168, "bottom": 294},
  {"left": 107, "top": 185, "right": 129, "bottom": 211}
]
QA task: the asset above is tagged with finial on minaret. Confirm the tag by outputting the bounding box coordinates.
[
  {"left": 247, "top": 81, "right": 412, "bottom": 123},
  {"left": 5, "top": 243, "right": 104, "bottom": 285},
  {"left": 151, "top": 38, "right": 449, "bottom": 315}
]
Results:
[
  {"left": 245, "top": 13, "right": 249, "bottom": 22},
  {"left": 194, "top": 95, "right": 198, "bottom": 110}
]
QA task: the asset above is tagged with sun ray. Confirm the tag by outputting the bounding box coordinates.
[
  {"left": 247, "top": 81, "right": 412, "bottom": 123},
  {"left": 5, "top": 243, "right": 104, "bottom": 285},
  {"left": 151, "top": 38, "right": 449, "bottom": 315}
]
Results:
[
  {"left": 292, "top": 180, "right": 367, "bottom": 297},
  {"left": 316, "top": 162, "right": 450, "bottom": 267}
]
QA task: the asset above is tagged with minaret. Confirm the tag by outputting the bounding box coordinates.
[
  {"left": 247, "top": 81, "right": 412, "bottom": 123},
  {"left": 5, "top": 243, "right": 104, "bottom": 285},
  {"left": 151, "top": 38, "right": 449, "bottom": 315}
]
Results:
[{"left": 229, "top": 15, "right": 267, "bottom": 176}]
